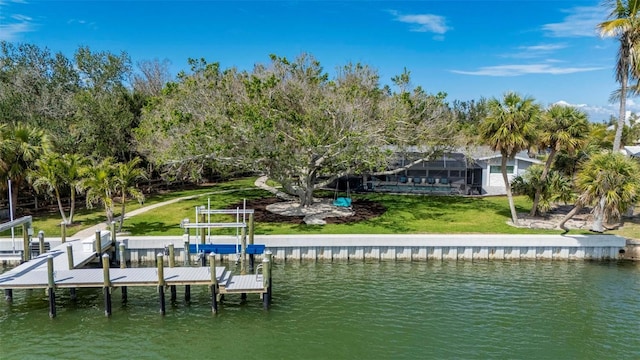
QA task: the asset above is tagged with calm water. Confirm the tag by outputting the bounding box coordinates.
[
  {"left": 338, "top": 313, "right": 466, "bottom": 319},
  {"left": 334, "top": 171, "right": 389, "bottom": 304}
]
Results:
[{"left": 1, "top": 260, "right": 639, "bottom": 359}]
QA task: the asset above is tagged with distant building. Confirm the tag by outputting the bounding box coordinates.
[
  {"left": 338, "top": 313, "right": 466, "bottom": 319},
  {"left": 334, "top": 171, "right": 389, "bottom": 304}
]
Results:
[{"left": 363, "top": 146, "right": 542, "bottom": 196}]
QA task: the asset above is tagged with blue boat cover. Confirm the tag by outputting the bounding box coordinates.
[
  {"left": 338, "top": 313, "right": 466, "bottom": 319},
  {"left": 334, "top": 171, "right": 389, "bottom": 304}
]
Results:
[{"left": 189, "top": 244, "right": 265, "bottom": 255}]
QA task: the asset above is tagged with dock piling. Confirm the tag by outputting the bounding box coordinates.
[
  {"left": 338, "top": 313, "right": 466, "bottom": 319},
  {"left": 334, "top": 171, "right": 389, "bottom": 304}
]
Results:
[
  {"left": 209, "top": 253, "right": 218, "bottom": 313},
  {"left": 66, "top": 244, "right": 76, "bottom": 301},
  {"left": 248, "top": 213, "right": 255, "bottom": 272},
  {"left": 94, "top": 230, "right": 101, "bottom": 257},
  {"left": 157, "top": 253, "right": 166, "bottom": 315},
  {"left": 22, "top": 223, "right": 30, "bottom": 262},
  {"left": 261, "top": 257, "right": 271, "bottom": 310},
  {"left": 47, "top": 255, "right": 56, "bottom": 318},
  {"left": 240, "top": 228, "right": 247, "bottom": 275},
  {"left": 102, "top": 253, "right": 111, "bottom": 317},
  {"left": 38, "top": 230, "right": 45, "bottom": 255},
  {"left": 119, "top": 243, "right": 127, "bottom": 303},
  {"left": 266, "top": 250, "right": 273, "bottom": 303},
  {"left": 183, "top": 229, "right": 190, "bottom": 266},
  {"left": 5, "top": 289, "right": 12, "bottom": 302},
  {"left": 168, "top": 243, "right": 176, "bottom": 301}
]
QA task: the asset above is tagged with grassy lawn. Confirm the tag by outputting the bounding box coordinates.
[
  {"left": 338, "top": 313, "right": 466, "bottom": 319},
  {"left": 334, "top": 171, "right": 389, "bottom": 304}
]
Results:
[
  {"left": 23, "top": 178, "right": 257, "bottom": 237},
  {"left": 119, "top": 183, "right": 570, "bottom": 236},
  {"left": 10, "top": 177, "right": 630, "bottom": 238}
]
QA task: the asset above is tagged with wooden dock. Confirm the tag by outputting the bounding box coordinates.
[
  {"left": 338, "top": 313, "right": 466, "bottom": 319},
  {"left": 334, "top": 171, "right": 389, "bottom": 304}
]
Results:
[{"left": 0, "top": 232, "right": 272, "bottom": 317}]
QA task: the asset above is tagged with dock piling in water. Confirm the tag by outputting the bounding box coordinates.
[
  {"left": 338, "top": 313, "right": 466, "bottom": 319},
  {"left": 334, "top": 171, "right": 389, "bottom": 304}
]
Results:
[
  {"left": 168, "top": 243, "right": 176, "bottom": 301},
  {"left": 157, "top": 253, "right": 166, "bottom": 315},
  {"left": 209, "top": 253, "right": 218, "bottom": 313},
  {"left": 119, "top": 243, "right": 127, "bottom": 303},
  {"left": 47, "top": 255, "right": 56, "bottom": 318},
  {"left": 4, "top": 289, "right": 12, "bottom": 302},
  {"left": 262, "top": 255, "right": 271, "bottom": 310},
  {"left": 66, "top": 244, "right": 76, "bottom": 301},
  {"left": 102, "top": 254, "right": 112, "bottom": 317}
]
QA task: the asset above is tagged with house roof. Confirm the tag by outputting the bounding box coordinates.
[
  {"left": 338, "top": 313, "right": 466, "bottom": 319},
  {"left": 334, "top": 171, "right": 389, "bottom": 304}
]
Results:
[{"left": 623, "top": 146, "right": 640, "bottom": 157}]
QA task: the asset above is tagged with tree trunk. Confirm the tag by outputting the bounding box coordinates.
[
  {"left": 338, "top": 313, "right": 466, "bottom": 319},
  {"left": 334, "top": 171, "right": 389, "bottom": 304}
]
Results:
[
  {"left": 613, "top": 58, "right": 627, "bottom": 152},
  {"left": 119, "top": 196, "right": 126, "bottom": 232},
  {"left": 590, "top": 196, "right": 606, "bottom": 233},
  {"left": 502, "top": 155, "right": 519, "bottom": 225},
  {"left": 558, "top": 203, "right": 582, "bottom": 232},
  {"left": 68, "top": 189, "right": 76, "bottom": 224},
  {"left": 299, "top": 173, "right": 315, "bottom": 207},
  {"left": 54, "top": 188, "right": 68, "bottom": 225},
  {"left": 530, "top": 149, "right": 556, "bottom": 216}
]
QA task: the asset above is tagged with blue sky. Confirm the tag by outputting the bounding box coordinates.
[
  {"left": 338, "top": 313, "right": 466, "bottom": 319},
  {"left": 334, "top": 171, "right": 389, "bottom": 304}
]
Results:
[{"left": 0, "top": 0, "right": 628, "bottom": 122}]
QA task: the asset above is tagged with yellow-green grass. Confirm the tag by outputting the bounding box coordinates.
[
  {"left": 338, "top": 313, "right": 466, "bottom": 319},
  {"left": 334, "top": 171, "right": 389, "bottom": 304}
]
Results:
[
  {"left": 19, "top": 178, "right": 257, "bottom": 237},
  {"left": 122, "top": 190, "right": 571, "bottom": 236},
  {"left": 612, "top": 218, "right": 640, "bottom": 240}
]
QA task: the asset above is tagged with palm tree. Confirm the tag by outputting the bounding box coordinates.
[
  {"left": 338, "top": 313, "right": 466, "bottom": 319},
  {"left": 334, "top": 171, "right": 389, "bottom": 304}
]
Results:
[
  {"left": 530, "top": 104, "right": 589, "bottom": 216},
  {"left": 114, "top": 157, "right": 146, "bottom": 231},
  {"left": 558, "top": 151, "right": 640, "bottom": 232},
  {"left": 59, "top": 153, "right": 90, "bottom": 224},
  {"left": 512, "top": 165, "right": 574, "bottom": 215},
  {"left": 598, "top": 0, "right": 640, "bottom": 151},
  {"left": 82, "top": 157, "right": 117, "bottom": 224},
  {"left": 0, "top": 124, "right": 51, "bottom": 213},
  {"left": 28, "top": 152, "right": 67, "bottom": 223},
  {"left": 479, "top": 92, "right": 541, "bottom": 225}
]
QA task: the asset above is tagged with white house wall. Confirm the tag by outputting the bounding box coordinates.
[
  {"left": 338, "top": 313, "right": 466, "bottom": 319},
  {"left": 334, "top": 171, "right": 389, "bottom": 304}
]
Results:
[{"left": 481, "top": 158, "right": 533, "bottom": 195}]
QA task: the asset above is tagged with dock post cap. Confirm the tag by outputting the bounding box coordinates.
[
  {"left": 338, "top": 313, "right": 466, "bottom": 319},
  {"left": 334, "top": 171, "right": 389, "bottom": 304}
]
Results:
[
  {"left": 38, "top": 230, "right": 44, "bottom": 235},
  {"left": 66, "top": 243, "right": 72, "bottom": 247},
  {"left": 262, "top": 258, "right": 269, "bottom": 263},
  {"left": 47, "top": 254, "right": 53, "bottom": 259},
  {"left": 157, "top": 253, "right": 164, "bottom": 258},
  {"left": 102, "top": 253, "right": 110, "bottom": 259}
]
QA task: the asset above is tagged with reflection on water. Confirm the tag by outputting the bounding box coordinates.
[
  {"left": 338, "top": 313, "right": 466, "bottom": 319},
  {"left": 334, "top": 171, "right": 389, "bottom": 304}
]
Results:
[{"left": 1, "top": 261, "right": 640, "bottom": 359}]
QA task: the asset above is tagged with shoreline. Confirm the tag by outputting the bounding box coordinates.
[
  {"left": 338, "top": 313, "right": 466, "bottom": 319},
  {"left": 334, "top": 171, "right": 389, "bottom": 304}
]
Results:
[{"left": 1, "top": 233, "right": 629, "bottom": 265}]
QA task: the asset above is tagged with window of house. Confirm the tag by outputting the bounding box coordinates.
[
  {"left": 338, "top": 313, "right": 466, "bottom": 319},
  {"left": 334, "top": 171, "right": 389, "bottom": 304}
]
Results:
[{"left": 490, "top": 165, "right": 514, "bottom": 174}]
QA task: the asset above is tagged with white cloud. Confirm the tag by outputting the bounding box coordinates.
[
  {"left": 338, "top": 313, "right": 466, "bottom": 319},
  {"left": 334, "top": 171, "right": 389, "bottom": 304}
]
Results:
[
  {"left": 503, "top": 43, "right": 567, "bottom": 59},
  {"left": 551, "top": 100, "right": 639, "bottom": 123},
  {"left": 542, "top": 6, "right": 601, "bottom": 38},
  {"left": 389, "top": 10, "right": 450, "bottom": 34},
  {"left": 451, "top": 63, "right": 605, "bottom": 76},
  {"left": 0, "top": 13, "right": 35, "bottom": 41},
  {"left": 67, "top": 18, "right": 98, "bottom": 30}
]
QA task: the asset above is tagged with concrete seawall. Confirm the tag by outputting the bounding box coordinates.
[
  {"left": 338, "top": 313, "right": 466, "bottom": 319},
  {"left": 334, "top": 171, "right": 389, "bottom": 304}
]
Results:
[{"left": 2, "top": 234, "right": 627, "bottom": 265}]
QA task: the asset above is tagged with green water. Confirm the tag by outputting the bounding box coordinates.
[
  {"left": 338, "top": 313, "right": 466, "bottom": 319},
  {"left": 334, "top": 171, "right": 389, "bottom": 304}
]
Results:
[{"left": 1, "top": 261, "right": 639, "bottom": 359}]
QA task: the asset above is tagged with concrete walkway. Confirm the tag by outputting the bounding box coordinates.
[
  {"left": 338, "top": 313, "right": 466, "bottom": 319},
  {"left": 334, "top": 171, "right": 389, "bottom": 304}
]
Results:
[{"left": 71, "top": 187, "right": 254, "bottom": 240}]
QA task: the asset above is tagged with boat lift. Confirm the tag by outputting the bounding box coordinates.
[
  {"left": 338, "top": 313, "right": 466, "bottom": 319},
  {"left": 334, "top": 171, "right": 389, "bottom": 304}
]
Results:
[{"left": 180, "top": 200, "right": 264, "bottom": 273}]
